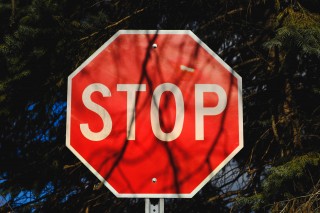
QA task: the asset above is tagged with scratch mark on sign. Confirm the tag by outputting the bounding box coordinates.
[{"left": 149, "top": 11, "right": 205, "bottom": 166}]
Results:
[{"left": 180, "top": 65, "right": 195, "bottom": 73}]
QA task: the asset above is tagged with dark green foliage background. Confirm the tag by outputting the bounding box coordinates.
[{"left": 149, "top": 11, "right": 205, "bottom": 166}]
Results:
[{"left": 0, "top": 0, "right": 319, "bottom": 212}]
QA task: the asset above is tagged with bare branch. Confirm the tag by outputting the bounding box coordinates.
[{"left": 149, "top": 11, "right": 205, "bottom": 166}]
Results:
[
  {"left": 79, "top": 7, "right": 147, "bottom": 41},
  {"left": 200, "top": 8, "right": 245, "bottom": 30}
]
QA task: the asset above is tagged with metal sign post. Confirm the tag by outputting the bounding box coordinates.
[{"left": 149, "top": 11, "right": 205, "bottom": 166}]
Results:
[{"left": 145, "top": 198, "right": 164, "bottom": 213}]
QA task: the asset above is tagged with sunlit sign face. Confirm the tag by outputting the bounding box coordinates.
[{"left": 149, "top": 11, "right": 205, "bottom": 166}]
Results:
[{"left": 66, "top": 30, "right": 243, "bottom": 198}]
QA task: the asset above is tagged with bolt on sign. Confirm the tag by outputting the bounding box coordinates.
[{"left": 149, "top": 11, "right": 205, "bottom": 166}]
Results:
[{"left": 66, "top": 30, "right": 243, "bottom": 198}]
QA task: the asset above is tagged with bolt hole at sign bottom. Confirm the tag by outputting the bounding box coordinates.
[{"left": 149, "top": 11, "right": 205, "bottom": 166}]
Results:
[{"left": 152, "top": 178, "right": 157, "bottom": 183}]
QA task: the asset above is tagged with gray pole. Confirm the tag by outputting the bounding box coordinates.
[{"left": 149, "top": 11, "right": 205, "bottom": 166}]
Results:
[{"left": 145, "top": 198, "right": 164, "bottom": 213}]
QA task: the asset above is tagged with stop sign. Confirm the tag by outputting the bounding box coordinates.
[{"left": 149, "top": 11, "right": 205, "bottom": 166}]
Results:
[{"left": 66, "top": 30, "right": 243, "bottom": 198}]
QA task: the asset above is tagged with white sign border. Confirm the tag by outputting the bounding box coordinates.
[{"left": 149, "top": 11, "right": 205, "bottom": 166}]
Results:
[{"left": 66, "top": 30, "right": 243, "bottom": 198}]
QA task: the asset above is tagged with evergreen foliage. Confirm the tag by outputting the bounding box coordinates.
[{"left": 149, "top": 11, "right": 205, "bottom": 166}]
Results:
[
  {"left": 236, "top": 153, "right": 320, "bottom": 211},
  {"left": 265, "top": 4, "right": 320, "bottom": 56}
]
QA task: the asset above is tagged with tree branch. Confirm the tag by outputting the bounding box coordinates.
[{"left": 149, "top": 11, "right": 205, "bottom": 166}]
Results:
[
  {"left": 200, "top": 8, "right": 245, "bottom": 30},
  {"left": 79, "top": 7, "right": 147, "bottom": 41}
]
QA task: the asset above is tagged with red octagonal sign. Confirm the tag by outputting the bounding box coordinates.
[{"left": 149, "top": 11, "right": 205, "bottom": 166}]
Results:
[{"left": 66, "top": 30, "right": 243, "bottom": 198}]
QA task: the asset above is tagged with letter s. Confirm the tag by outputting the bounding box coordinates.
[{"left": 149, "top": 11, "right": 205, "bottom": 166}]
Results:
[{"left": 80, "top": 83, "right": 112, "bottom": 141}]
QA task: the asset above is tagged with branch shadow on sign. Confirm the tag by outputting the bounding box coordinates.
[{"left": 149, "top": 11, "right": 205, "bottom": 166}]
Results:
[{"left": 80, "top": 31, "right": 241, "bottom": 198}]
